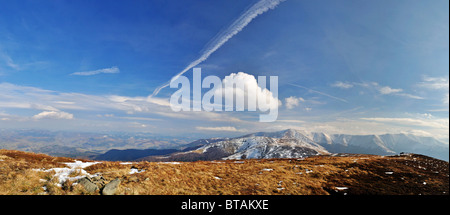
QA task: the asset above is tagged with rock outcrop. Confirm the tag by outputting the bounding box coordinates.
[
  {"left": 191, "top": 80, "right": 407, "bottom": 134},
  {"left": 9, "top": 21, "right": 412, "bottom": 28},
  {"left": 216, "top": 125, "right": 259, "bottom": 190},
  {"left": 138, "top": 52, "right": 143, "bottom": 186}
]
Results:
[{"left": 77, "top": 176, "right": 120, "bottom": 195}]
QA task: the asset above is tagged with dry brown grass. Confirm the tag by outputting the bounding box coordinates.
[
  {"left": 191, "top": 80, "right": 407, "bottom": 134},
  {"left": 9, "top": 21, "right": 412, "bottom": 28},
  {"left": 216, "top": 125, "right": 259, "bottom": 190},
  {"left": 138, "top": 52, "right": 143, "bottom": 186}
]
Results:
[{"left": 0, "top": 149, "right": 448, "bottom": 195}]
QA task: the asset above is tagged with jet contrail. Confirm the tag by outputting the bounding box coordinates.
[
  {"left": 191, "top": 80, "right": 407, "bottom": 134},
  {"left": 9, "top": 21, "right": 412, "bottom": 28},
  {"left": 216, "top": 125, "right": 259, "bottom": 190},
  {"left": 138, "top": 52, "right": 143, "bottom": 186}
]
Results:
[
  {"left": 149, "top": 0, "right": 286, "bottom": 98},
  {"left": 288, "top": 83, "right": 349, "bottom": 103}
]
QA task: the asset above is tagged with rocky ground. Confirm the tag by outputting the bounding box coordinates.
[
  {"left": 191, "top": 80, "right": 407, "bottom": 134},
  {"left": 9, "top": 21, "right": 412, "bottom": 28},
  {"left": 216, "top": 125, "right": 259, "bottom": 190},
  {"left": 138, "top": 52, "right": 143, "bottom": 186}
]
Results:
[{"left": 0, "top": 149, "right": 448, "bottom": 195}]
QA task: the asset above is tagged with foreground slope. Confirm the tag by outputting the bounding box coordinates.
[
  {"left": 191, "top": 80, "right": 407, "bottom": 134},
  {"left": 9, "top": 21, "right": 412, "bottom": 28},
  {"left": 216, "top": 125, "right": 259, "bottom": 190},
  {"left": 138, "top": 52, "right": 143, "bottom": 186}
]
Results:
[{"left": 0, "top": 149, "right": 448, "bottom": 195}]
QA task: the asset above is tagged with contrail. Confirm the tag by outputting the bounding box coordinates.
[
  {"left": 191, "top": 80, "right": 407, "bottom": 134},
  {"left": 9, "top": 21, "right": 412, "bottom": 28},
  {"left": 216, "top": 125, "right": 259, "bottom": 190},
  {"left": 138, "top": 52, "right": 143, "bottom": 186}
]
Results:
[
  {"left": 288, "top": 83, "right": 349, "bottom": 103},
  {"left": 149, "top": 0, "right": 286, "bottom": 98}
]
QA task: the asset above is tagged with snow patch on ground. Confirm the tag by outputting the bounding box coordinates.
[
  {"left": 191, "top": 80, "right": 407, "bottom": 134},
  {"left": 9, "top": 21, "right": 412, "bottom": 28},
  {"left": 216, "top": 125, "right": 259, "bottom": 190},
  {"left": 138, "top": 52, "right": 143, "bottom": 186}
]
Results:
[
  {"left": 129, "top": 168, "right": 145, "bottom": 174},
  {"left": 33, "top": 160, "right": 101, "bottom": 185},
  {"left": 159, "top": 162, "right": 182, "bottom": 165}
]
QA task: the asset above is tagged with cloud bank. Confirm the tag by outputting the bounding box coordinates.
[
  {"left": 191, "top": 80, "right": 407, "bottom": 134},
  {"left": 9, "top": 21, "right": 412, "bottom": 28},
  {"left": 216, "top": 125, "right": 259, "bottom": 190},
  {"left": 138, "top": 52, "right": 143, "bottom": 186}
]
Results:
[
  {"left": 195, "top": 126, "right": 240, "bottom": 132},
  {"left": 32, "top": 111, "right": 74, "bottom": 120}
]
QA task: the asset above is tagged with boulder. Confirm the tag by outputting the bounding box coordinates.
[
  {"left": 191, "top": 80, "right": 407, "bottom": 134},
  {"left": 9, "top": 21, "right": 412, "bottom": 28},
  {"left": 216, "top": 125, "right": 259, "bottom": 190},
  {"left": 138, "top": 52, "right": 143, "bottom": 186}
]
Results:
[
  {"left": 102, "top": 178, "right": 121, "bottom": 195},
  {"left": 78, "top": 177, "right": 99, "bottom": 193}
]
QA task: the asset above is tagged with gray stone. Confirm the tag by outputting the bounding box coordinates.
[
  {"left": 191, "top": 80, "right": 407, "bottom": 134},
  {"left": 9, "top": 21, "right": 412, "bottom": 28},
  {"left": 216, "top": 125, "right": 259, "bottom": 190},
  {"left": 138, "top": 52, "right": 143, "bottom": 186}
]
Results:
[
  {"left": 78, "top": 177, "right": 99, "bottom": 193},
  {"left": 102, "top": 178, "right": 121, "bottom": 195}
]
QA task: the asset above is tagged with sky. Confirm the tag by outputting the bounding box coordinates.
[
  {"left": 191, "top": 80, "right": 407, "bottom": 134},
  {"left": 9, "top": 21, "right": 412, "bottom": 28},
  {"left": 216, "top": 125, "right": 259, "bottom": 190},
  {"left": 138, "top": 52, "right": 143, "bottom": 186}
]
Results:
[{"left": 0, "top": 0, "right": 448, "bottom": 142}]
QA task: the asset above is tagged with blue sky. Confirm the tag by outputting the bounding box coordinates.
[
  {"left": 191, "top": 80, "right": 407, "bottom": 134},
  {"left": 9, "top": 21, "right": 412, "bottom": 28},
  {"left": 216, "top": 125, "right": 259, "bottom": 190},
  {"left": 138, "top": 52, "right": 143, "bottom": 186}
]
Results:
[{"left": 0, "top": 0, "right": 448, "bottom": 142}]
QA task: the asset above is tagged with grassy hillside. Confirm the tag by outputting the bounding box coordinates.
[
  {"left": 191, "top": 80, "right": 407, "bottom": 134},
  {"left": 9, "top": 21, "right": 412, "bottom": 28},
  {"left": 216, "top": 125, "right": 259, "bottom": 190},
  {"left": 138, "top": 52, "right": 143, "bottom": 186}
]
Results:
[{"left": 0, "top": 149, "right": 448, "bottom": 195}]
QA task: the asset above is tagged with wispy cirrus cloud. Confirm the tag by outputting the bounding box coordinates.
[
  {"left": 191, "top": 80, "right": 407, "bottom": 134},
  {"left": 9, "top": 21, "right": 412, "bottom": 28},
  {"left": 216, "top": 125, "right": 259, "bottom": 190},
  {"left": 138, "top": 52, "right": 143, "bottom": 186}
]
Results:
[
  {"left": 417, "top": 76, "right": 449, "bottom": 105},
  {"left": 0, "top": 52, "right": 20, "bottom": 70},
  {"left": 366, "top": 82, "right": 423, "bottom": 99},
  {"left": 418, "top": 76, "right": 449, "bottom": 90},
  {"left": 444, "top": 93, "right": 449, "bottom": 105},
  {"left": 332, "top": 81, "right": 424, "bottom": 99},
  {"left": 71, "top": 66, "right": 120, "bottom": 76},
  {"left": 289, "top": 83, "right": 349, "bottom": 103},
  {"left": 150, "top": 0, "right": 287, "bottom": 98}
]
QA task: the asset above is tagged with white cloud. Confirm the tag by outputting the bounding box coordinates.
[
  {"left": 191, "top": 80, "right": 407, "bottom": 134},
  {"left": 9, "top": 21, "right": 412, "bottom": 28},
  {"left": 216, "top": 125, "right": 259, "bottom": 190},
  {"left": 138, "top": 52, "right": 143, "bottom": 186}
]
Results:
[
  {"left": 277, "top": 119, "right": 305, "bottom": 123},
  {"left": 378, "top": 86, "right": 403, "bottom": 95},
  {"left": 418, "top": 76, "right": 449, "bottom": 90},
  {"left": 345, "top": 81, "right": 423, "bottom": 99},
  {"left": 219, "top": 72, "right": 281, "bottom": 111},
  {"left": 395, "top": 93, "right": 424, "bottom": 100},
  {"left": 129, "top": 122, "right": 149, "bottom": 128},
  {"left": 0, "top": 52, "right": 20, "bottom": 70},
  {"left": 267, "top": 116, "right": 449, "bottom": 143},
  {"left": 195, "top": 126, "right": 241, "bottom": 132},
  {"left": 117, "top": 116, "right": 160, "bottom": 121},
  {"left": 0, "top": 111, "right": 11, "bottom": 121},
  {"left": 0, "top": 82, "right": 249, "bottom": 125},
  {"left": 0, "top": 101, "right": 60, "bottom": 112},
  {"left": 417, "top": 76, "right": 449, "bottom": 105},
  {"left": 359, "top": 116, "right": 449, "bottom": 142},
  {"left": 331, "top": 81, "right": 353, "bottom": 89},
  {"left": 71, "top": 66, "right": 120, "bottom": 76},
  {"left": 32, "top": 111, "right": 74, "bottom": 120},
  {"left": 285, "top": 96, "right": 304, "bottom": 109},
  {"left": 360, "top": 117, "right": 448, "bottom": 129},
  {"left": 377, "top": 85, "right": 423, "bottom": 99},
  {"left": 402, "top": 129, "right": 434, "bottom": 137},
  {"left": 155, "top": 110, "right": 242, "bottom": 122}
]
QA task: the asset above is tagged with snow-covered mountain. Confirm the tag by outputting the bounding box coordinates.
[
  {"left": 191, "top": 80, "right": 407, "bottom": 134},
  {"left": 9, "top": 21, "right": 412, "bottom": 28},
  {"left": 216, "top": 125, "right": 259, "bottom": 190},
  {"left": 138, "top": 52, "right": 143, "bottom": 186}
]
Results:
[
  {"left": 139, "top": 129, "right": 448, "bottom": 162},
  {"left": 249, "top": 129, "right": 449, "bottom": 161},
  {"left": 198, "top": 133, "right": 328, "bottom": 160}
]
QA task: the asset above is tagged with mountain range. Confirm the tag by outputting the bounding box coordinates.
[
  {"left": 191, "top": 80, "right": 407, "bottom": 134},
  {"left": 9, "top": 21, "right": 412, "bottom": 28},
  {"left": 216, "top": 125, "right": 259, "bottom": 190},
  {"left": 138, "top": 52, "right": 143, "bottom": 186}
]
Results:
[
  {"left": 0, "top": 129, "right": 191, "bottom": 158},
  {"left": 110, "top": 129, "right": 449, "bottom": 162},
  {"left": 1, "top": 129, "right": 447, "bottom": 161}
]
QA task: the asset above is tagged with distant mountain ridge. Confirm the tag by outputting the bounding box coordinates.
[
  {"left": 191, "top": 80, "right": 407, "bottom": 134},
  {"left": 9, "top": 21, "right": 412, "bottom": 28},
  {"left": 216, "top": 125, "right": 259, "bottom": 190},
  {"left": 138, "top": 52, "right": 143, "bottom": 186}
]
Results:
[
  {"left": 137, "top": 129, "right": 449, "bottom": 162},
  {"left": 0, "top": 129, "right": 191, "bottom": 158},
  {"left": 248, "top": 129, "right": 448, "bottom": 161},
  {"left": 4, "top": 129, "right": 445, "bottom": 162},
  {"left": 94, "top": 148, "right": 180, "bottom": 161}
]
